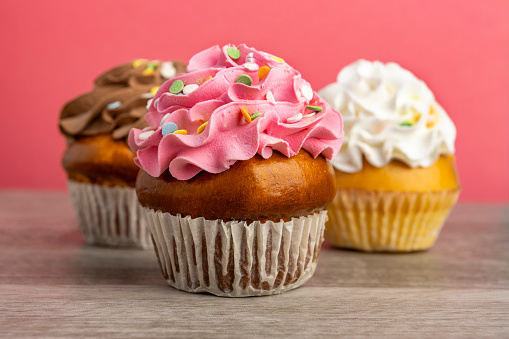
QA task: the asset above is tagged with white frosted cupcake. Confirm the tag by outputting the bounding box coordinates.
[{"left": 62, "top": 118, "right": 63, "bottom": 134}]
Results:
[{"left": 319, "top": 60, "right": 460, "bottom": 252}]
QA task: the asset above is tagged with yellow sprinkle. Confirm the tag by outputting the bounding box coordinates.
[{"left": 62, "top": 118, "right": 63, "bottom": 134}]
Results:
[
  {"left": 271, "top": 56, "right": 284, "bottom": 62},
  {"left": 241, "top": 108, "right": 252, "bottom": 123},
  {"left": 150, "top": 86, "right": 160, "bottom": 96},
  {"left": 174, "top": 130, "right": 187, "bottom": 135},
  {"left": 132, "top": 59, "right": 146, "bottom": 68},
  {"left": 143, "top": 68, "right": 154, "bottom": 76},
  {"left": 197, "top": 121, "right": 208, "bottom": 134},
  {"left": 258, "top": 66, "right": 270, "bottom": 81},
  {"left": 426, "top": 106, "right": 439, "bottom": 128},
  {"left": 203, "top": 75, "right": 212, "bottom": 83}
]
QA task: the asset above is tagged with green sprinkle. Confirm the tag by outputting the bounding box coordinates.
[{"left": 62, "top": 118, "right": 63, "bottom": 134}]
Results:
[
  {"left": 169, "top": 80, "right": 184, "bottom": 94},
  {"left": 235, "top": 74, "right": 252, "bottom": 86},
  {"left": 400, "top": 121, "right": 413, "bottom": 127},
  {"left": 306, "top": 105, "right": 322, "bottom": 112},
  {"left": 250, "top": 112, "right": 262, "bottom": 120},
  {"left": 227, "top": 47, "right": 241, "bottom": 59},
  {"left": 147, "top": 62, "right": 157, "bottom": 70}
]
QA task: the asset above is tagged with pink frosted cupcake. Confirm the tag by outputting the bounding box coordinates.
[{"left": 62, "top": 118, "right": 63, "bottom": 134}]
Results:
[{"left": 129, "top": 44, "right": 343, "bottom": 296}]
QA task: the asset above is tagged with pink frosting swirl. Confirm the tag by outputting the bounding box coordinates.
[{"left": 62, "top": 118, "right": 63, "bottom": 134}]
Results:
[{"left": 129, "top": 44, "right": 343, "bottom": 180}]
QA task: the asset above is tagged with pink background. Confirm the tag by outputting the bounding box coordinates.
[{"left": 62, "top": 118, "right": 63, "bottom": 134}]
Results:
[{"left": 0, "top": 0, "right": 507, "bottom": 201}]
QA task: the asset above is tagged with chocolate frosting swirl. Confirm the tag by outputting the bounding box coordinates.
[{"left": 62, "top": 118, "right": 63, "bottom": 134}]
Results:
[{"left": 59, "top": 60, "right": 187, "bottom": 142}]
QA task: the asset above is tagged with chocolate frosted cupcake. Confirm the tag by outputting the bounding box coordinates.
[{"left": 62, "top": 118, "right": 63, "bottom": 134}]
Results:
[
  {"left": 60, "top": 59, "right": 186, "bottom": 248},
  {"left": 129, "top": 44, "right": 343, "bottom": 296}
]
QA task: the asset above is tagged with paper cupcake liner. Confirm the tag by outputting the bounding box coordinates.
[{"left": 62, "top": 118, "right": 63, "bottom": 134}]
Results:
[
  {"left": 67, "top": 180, "right": 151, "bottom": 249},
  {"left": 326, "top": 189, "right": 460, "bottom": 252},
  {"left": 144, "top": 208, "right": 327, "bottom": 297}
]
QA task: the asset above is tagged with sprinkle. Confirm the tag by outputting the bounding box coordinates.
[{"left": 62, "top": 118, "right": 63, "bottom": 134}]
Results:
[
  {"left": 258, "top": 66, "right": 270, "bottom": 80},
  {"left": 300, "top": 85, "right": 313, "bottom": 101},
  {"left": 146, "top": 99, "right": 153, "bottom": 109},
  {"left": 174, "top": 129, "right": 187, "bottom": 135},
  {"left": 150, "top": 86, "right": 160, "bottom": 96},
  {"left": 266, "top": 91, "right": 275, "bottom": 103},
  {"left": 106, "top": 101, "right": 121, "bottom": 110},
  {"left": 287, "top": 113, "right": 302, "bottom": 123},
  {"left": 140, "top": 93, "right": 153, "bottom": 99},
  {"left": 138, "top": 131, "right": 154, "bottom": 140},
  {"left": 142, "top": 126, "right": 153, "bottom": 131},
  {"left": 271, "top": 56, "right": 284, "bottom": 62},
  {"left": 147, "top": 62, "right": 157, "bottom": 70},
  {"left": 241, "top": 108, "right": 252, "bottom": 123},
  {"left": 160, "top": 61, "right": 177, "bottom": 78},
  {"left": 154, "top": 98, "right": 160, "bottom": 108},
  {"left": 246, "top": 52, "right": 255, "bottom": 63},
  {"left": 162, "top": 122, "right": 179, "bottom": 136},
  {"left": 177, "top": 93, "right": 184, "bottom": 95},
  {"left": 132, "top": 59, "right": 146, "bottom": 68},
  {"left": 306, "top": 105, "right": 322, "bottom": 112},
  {"left": 227, "top": 46, "right": 241, "bottom": 59},
  {"left": 170, "top": 80, "right": 184, "bottom": 94},
  {"left": 197, "top": 121, "right": 208, "bottom": 134},
  {"left": 143, "top": 68, "right": 155, "bottom": 76},
  {"left": 235, "top": 74, "right": 253, "bottom": 86},
  {"left": 244, "top": 63, "right": 259, "bottom": 71},
  {"left": 302, "top": 112, "right": 315, "bottom": 118},
  {"left": 250, "top": 112, "right": 262, "bottom": 120},
  {"left": 203, "top": 75, "right": 212, "bottom": 82},
  {"left": 160, "top": 113, "right": 170, "bottom": 126},
  {"left": 400, "top": 121, "right": 413, "bottom": 127},
  {"left": 183, "top": 84, "right": 199, "bottom": 95}
]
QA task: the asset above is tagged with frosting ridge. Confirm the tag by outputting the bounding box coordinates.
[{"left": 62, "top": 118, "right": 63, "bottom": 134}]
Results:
[
  {"left": 318, "top": 60, "right": 456, "bottom": 173},
  {"left": 129, "top": 44, "right": 343, "bottom": 180}
]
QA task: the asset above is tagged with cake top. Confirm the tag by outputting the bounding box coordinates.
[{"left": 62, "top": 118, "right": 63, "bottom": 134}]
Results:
[
  {"left": 319, "top": 60, "right": 456, "bottom": 173},
  {"left": 129, "top": 44, "right": 343, "bottom": 180},
  {"left": 59, "top": 60, "right": 186, "bottom": 142}
]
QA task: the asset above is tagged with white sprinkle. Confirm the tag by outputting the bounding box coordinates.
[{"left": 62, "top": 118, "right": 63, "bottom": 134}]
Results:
[
  {"left": 244, "top": 62, "right": 259, "bottom": 71},
  {"left": 160, "top": 113, "right": 170, "bottom": 126},
  {"left": 183, "top": 84, "right": 199, "bottom": 95},
  {"left": 287, "top": 113, "right": 303, "bottom": 123},
  {"left": 266, "top": 91, "right": 275, "bottom": 103},
  {"left": 138, "top": 131, "right": 154, "bottom": 140},
  {"left": 160, "top": 61, "right": 177, "bottom": 79},
  {"left": 300, "top": 85, "right": 313, "bottom": 101},
  {"left": 145, "top": 99, "right": 153, "bottom": 110},
  {"left": 106, "top": 101, "right": 121, "bottom": 110},
  {"left": 302, "top": 112, "right": 315, "bottom": 118},
  {"left": 140, "top": 92, "right": 153, "bottom": 99},
  {"left": 246, "top": 52, "right": 255, "bottom": 63},
  {"left": 153, "top": 98, "right": 159, "bottom": 109},
  {"left": 143, "top": 126, "right": 153, "bottom": 131}
]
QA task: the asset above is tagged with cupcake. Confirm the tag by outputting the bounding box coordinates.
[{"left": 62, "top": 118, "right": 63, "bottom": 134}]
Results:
[
  {"left": 319, "top": 60, "right": 460, "bottom": 252},
  {"left": 60, "top": 59, "right": 186, "bottom": 248},
  {"left": 129, "top": 44, "right": 343, "bottom": 296}
]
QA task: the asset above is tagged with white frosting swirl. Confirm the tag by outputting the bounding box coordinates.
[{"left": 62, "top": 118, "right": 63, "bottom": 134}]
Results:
[{"left": 319, "top": 60, "right": 456, "bottom": 173}]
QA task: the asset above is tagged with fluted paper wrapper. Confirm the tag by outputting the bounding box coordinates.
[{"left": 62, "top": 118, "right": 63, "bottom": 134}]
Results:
[
  {"left": 67, "top": 180, "right": 151, "bottom": 249},
  {"left": 144, "top": 208, "right": 327, "bottom": 297},
  {"left": 326, "top": 189, "right": 460, "bottom": 252}
]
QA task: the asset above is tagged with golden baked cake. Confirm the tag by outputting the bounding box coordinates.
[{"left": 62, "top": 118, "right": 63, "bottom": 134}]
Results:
[
  {"left": 319, "top": 60, "right": 460, "bottom": 252},
  {"left": 129, "top": 44, "right": 344, "bottom": 296},
  {"left": 59, "top": 59, "right": 186, "bottom": 248}
]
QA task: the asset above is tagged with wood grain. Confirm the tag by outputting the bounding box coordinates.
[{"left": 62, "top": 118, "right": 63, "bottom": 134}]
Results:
[{"left": 0, "top": 191, "right": 508, "bottom": 338}]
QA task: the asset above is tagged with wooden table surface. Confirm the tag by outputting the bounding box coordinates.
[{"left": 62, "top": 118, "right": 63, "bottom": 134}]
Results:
[{"left": 1, "top": 191, "right": 508, "bottom": 338}]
